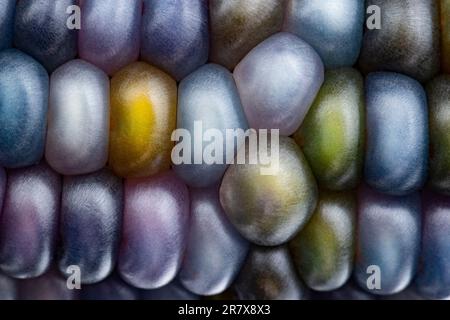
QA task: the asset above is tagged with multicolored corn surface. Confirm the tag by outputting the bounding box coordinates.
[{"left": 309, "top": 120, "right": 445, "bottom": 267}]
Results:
[{"left": 0, "top": 0, "right": 449, "bottom": 300}]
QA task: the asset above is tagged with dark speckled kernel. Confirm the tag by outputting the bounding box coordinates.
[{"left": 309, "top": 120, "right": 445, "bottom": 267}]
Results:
[
  {"left": 0, "top": 0, "right": 15, "bottom": 50},
  {"left": 355, "top": 185, "right": 421, "bottom": 296},
  {"left": 0, "top": 163, "right": 60, "bottom": 279},
  {"left": 358, "top": 0, "right": 440, "bottom": 82},
  {"left": 290, "top": 191, "right": 356, "bottom": 292},
  {"left": 18, "top": 268, "right": 79, "bottom": 300},
  {"left": 209, "top": 0, "right": 284, "bottom": 70},
  {"left": 414, "top": 191, "right": 450, "bottom": 299},
  {"left": 14, "top": 0, "right": 78, "bottom": 72},
  {"left": 234, "top": 246, "right": 307, "bottom": 300},
  {"left": 427, "top": 75, "right": 450, "bottom": 194},
  {"left": 364, "top": 72, "right": 428, "bottom": 195},
  {"left": 140, "top": 0, "right": 209, "bottom": 81},
  {"left": 0, "top": 49, "right": 49, "bottom": 168},
  {"left": 59, "top": 169, "right": 123, "bottom": 285},
  {"left": 179, "top": 186, "right": 249, "bottom": 296},
  {"left": 294, "top": 68, "right": 364, "bottom": 190}
]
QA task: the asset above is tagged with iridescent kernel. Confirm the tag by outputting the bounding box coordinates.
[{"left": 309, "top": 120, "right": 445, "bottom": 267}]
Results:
[
  {"left": 284, "top": 0, "right": 364, "bottom": 68},
  {"left": 294, "top": 68, "right": 364, "bottom": 190},
  {"left": 118, "top": 171, "right": 189, "bottom": 289},
  {"left": 109, "top": 62, "right": 177, "bottom": 178},
  {"left": 234, "top": 32, "right": 324, "bottom": 135},
  {"left": 290, "top": 191, "right": 356, "bottom": 291},
  {"left": 355, "top": 185, "right": 421, "bottom": 295},
  {"left": 220, "top": 136, "right": 318, "bottom": 246}
]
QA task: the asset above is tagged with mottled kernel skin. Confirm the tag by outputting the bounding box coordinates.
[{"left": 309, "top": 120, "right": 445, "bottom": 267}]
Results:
[
  {"left": 284, "top": 0, "right": 364, "bottom": 68},
  {"left": 179, "top": 186, "right": 249, "bottom": 296},
  {"left": 0, "top": 49, "right": 49, "bottom": 168},
  {"left": 79, "top": 0, "right": 142, "bottom": 75},
  {"left": 173, "top": 63, "right": 248, "bottom": 188},
  {"left": 290, "top": 191, "right": 356, "bottom": 292},
  {"left": 364, "top": 72, "right": 428, "bottom": 195},
  {"left": 294, "top": 68, "right": 364, "bottom": 190},
  {"left": 209, "top": 0, "right": 284, "bottom": 70},
  {"left": 141, "top": 0, "right": 209, "bottom": 81},
  {"left": 118, "top": 171, "right": 189, "bottom": 289},
  {"left": 234, "top": 32, "right": 324, "bottom": 135},
  {"left": 46, "top": 60, "right": 110, "bottom": 175},
  {"left": 14, "top": 0, "right": 78, "bottom": 72},
  {"left": 220, "top": 136, "right": 318, "bottom": 246},
  {"left": 59, "top": 169, "right": 123, "bottom": 285},
  {"left": 358, "top": 0, "right": 440, "bottom": 82},
  {"left": 427, "top": 75, "right": 450, "bottom": 194},
  {"left": 0, "top": 0, "right": 15, "bottom": 50},
  {"left": 0, "top": 163, "right": 60, "bottom": 279},
  {"left": 234, "top": 246, "right": 308, "bottom": 300},
  {"left": 355, "top": 185, "right": 421, "bottom": 296},
  {"left": 442, "top": 0, "right": 450, "bottom": 73},
  {"left": 415, "top": 191, "right": 450, "bottom": 299},
  {"left": 109, "top": 62, "right": 177, "bottom": 178}
]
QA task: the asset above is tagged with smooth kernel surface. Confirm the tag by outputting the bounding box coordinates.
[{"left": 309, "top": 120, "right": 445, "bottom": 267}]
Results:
[
  {"left": 109, "top": 62, "right": 177, "bottom": 178},
  {"left": 294, "top": 68, "right": 364, "bottom": 190}
]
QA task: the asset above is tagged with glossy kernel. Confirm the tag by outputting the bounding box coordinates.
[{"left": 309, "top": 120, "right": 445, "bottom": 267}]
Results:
[
  {"left": 109, "top": 62, "right": 177, "bottom": 178},
  {"left": 79, "top": 0, "right": 142, "bottom": 76},
  {"left": 46, "top": 60, "right": 110, "bottom": 175},
  {"left": 284, "top": 0, "right": 364, "bottom": 68},
  {"left": 118, "top": 171, "right": 189, "bottom": 289},
  {"left": 364, "top": 72, "right": 428, "bottom": 195},
  {"left": 220, "top": 136, "right": 318, "bottom": 246},
  {"left": 179, "top": 186, "right": 249, "bottom": 296},
  {"left": 59, "top": 169, "right": 123, "bottom": 284},
  {"left": 234, "top": 32, "right": 324, "bottom": 135},
  {"left": 0, "top": 49, "right": 49, "bottom": 168},
  {"left": 355, "top": 185, "right": 421, "bottom": 295},
  {"left": 141, "top": 0, "right": 209, "bottom": 81},
  {"left": 0, "top": 163, "right": 60, "bottom": 279},
  {"left": 294, "top": 68, "right": 364, "bottom": 190},
  {"left": 290, "top": 191, "right": 356, "bottom": 292},
  {"left": 173, "top": 63, "right": 248, "bottom": 187}
]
